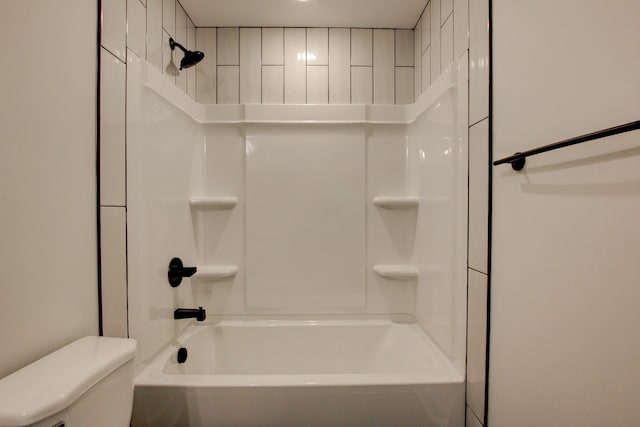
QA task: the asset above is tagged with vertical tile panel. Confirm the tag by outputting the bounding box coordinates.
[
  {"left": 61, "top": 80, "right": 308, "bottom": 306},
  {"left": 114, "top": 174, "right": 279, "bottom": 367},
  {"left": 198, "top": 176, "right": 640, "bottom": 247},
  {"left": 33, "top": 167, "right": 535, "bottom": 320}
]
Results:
[
  {"left": 395, "top": 67, "right": 414, "bottom": 104},
  {"left": 217, "top": 66, "right": 240, "bottom": 104},
  {"left": 329, "top": 28, "right": 351, "bottom": 104},
  {"left": 102, "top": 0, "right": 127, "bottom": 62},
  {"left": 430, "top": 0, "right": 441, "bottom": 81},
  {"left": 146, "top": 0, "right": 162, "bottom": 71},
  {"left": 307, "top": 66, "right": 329, "bottom": 104},
  {"left": 469, "top": 0, "right": 489, "bottom": 123},
  {"left": 467, "top": 269, "right": 488, "bottom": 423},
  {"left": 422, "top": 3, "right": 431, "bottom": 53},
  {"left": 175, "top": 5, "right": 187, "bottom": 92},
  {"left": 240, "top": 28, "right": 262, "bottom": 103},
  {"left": 126, "top": 0, "right": 146, "bottom": 58},
  {"left": 421, "top": 46, "right": 431, "bottom": 93},
  {"left": 100, "top": 207, "right": 128, "bottom": 338},
  {"left": 441, "top": 0, "right": 454, "bottom": 24},
  {"left": 186, "top": 18, "right": 196, "bottom": 99},
  {"left": 351, "top": 28, "right": 373, "bottom": 66},
  {"left": 217, "top": 27, "right": 239, "bottom": 65},
  {"left": 469, "top": 119, "right": 489, "bottom": 272},
  {"left": 262, "top": 28, "right": 284, "bottom": 65},
  {"left": 307, "top": 28, "right": 328, "bottom": 65},
  {"left": 441, "top": 15, "right": 454, "bottom": 72},
  {"left": 100, "top": 48, "right": 126, "bottom": 206},
  {"left": 162, "top": 29, "right": 176, "bottom": 84},
  {"left": 262, "top": 66, "right": 284, "bottom": 104},
  {"left": 454, "top": 0, "right": 469, "bottom": 59},
  {"left": 284, "top": 28, "right": 306, "bottom": 104},
  {"left": 351, "top": 66, "right": 373, "bottom": 104},
  {"left": 396, "top": 29, "right": 414, "bottom": 67},
  {"left": 196, "top": 28, "right": 216, "bottom": 103},
  {"left": 414, "top": 21, "right": 422, "bottom": 99},
  {"left": 162, "top": 0, "right": 175, "bottom": 36},
  {"left": 373, "top": 29, "right": 394, "bottom": 105}
]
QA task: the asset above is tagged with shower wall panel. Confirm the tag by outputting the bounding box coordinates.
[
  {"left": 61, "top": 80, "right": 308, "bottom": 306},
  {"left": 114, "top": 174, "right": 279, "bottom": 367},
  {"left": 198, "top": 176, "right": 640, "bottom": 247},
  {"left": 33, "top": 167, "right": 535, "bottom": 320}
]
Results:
[{"left": 245, "top": 125, "right": 366, "bottom": 309}]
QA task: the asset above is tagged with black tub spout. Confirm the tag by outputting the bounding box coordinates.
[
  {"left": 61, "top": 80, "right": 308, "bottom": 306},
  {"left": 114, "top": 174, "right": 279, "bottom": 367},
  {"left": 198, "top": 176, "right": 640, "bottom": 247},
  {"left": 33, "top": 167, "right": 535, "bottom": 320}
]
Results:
[{"left": 174, "top": 307, "right": 206, "bottom": 322}]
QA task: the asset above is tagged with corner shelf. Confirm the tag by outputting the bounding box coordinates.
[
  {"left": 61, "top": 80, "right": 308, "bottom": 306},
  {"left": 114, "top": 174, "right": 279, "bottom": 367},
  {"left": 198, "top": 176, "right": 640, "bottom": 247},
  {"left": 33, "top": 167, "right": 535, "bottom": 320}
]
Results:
[
  {"left": 373, "top": 265, "right": 418, "bottom": 280},
  {"left": 372, "top": 196, "right": 419, "bottom": 209},
  {"left": 192, "top": 265, "right": 238, "bottom": 281},
  {"left": 190, "top": 197, "right": 237, "bottom": 210}
]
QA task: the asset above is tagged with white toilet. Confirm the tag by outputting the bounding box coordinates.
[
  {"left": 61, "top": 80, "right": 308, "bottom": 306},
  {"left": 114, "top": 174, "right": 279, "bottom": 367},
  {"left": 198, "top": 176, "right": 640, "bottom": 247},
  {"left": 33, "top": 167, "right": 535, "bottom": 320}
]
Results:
[{"left": 0, "top": 336, "right": 136, "bottom": 427}]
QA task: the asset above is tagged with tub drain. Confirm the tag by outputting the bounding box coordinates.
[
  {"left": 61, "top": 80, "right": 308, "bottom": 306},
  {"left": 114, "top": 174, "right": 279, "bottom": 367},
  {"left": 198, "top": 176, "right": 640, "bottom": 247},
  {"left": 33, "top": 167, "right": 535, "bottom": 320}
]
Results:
[{"left": 177, "top": 347, "right": 188, "bottom": 364}]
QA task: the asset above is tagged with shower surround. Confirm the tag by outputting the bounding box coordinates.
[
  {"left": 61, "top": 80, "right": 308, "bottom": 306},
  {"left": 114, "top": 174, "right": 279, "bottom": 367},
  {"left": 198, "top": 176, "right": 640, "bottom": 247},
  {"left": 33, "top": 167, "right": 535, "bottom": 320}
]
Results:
[{"left": 126, "top": 44, "right": 468, "bottom": 424}]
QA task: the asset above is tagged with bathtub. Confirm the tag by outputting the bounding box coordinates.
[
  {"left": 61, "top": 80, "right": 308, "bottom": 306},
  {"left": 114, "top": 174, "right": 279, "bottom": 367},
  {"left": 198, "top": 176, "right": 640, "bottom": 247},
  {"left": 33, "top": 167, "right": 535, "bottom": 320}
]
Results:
[{"left": 132, "top": 319, "right": 464, "bottom": 427}]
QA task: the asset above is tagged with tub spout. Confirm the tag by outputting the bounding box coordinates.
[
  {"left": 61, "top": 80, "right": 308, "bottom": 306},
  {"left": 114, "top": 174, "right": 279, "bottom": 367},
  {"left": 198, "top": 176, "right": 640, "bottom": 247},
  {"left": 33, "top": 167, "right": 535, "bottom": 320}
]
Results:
[{"left": 174, "top": 307, "right": 206, "bottom": 322}]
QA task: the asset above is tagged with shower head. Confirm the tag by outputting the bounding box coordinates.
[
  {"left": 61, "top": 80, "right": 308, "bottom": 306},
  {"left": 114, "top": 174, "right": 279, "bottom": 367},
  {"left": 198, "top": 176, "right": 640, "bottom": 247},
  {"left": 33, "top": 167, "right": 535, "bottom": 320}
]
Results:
[{"left": 169, "top": 37, "right": 205, "bottom": 70}]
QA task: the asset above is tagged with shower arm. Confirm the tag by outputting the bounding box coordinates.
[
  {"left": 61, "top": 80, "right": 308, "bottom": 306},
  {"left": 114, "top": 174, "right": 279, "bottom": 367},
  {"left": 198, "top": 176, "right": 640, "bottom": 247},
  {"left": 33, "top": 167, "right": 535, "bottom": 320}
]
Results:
[{"left": 169, "top": 38, "right": 188, "bottom": 54}]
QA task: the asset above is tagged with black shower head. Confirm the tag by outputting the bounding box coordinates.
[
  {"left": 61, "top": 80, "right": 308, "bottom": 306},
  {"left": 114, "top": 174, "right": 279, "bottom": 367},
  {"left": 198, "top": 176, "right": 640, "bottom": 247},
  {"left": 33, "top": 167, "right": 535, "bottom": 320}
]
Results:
[{"left": 169, "top": 37, "right": 205, "bottom": 70}]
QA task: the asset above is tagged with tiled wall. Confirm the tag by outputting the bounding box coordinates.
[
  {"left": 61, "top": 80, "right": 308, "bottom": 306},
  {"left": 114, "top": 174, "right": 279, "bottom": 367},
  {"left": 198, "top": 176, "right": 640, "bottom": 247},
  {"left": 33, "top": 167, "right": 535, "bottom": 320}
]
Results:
[{"left": 194, "top": 27, "right": 415, "bottom": 105}]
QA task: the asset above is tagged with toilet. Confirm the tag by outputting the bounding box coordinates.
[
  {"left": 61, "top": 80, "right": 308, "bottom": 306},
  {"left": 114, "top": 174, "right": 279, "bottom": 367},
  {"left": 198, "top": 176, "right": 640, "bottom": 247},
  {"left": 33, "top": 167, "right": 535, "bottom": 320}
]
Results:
[{"left": 0, "top": 336, "right": 136, "bottom": 427}]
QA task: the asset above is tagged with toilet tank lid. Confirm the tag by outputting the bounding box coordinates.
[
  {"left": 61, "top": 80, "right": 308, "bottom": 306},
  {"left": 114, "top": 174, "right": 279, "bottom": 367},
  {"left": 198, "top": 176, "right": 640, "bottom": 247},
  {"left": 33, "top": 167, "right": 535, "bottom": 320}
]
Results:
[{"left": 0, "top": 336, "right": 136, "bottom": 427}]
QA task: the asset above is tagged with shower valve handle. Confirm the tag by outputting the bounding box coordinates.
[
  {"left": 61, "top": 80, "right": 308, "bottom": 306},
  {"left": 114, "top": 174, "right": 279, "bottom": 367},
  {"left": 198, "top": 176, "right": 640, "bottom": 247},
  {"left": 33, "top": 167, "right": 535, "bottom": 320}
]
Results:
[{"left": 168, "top": 257, "right": 197, "bottom": 287}]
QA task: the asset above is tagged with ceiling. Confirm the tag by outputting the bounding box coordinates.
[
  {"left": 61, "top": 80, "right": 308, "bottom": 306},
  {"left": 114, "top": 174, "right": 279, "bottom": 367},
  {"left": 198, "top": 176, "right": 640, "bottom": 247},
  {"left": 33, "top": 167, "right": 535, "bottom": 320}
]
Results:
[{"left": 179, "top": 0, "right": 428, "bottom": 29}]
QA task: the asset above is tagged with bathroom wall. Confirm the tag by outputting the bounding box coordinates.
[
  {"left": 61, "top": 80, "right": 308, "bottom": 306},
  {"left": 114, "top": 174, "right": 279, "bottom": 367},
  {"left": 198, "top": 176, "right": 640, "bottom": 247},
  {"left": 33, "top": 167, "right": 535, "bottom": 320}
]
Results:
[
  {"left": 194, "top": 27, "right": 415, "bottom": 104},
  {"left": 0, "top": 0, "right": 99, "bottom": 378},
  {"left": 490, "top": 1, "right": 640, "bottom": 425}
]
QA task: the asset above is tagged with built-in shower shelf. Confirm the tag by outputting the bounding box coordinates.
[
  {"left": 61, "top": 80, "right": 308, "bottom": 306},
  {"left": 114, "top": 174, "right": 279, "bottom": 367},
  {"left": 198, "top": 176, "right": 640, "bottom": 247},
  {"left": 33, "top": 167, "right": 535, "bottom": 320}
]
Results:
[
  {"left": 372, "top": 196, "right": 419, "bottom": 209},
  {"left": 373, "top": 265, "right": 418, "bottom": 280},
  {"left": 190, "top": 197, "right": 238, "bottom": 210},
  {"left": 193, "top": 265, "right": 238, "bottom": 281}
]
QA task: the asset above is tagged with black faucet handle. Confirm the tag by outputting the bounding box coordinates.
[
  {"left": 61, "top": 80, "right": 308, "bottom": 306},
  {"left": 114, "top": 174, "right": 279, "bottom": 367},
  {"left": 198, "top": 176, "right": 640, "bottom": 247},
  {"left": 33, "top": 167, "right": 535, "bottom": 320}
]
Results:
[{"left": 168, "top": 257, "right": 198, "bottom": 287}]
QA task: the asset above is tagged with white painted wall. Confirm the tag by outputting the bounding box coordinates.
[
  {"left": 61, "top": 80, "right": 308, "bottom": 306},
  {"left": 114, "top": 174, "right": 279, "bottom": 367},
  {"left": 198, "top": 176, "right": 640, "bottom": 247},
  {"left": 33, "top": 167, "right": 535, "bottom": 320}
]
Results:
[
  {"left": 490, "top": 1, "right": 640, "bottom": 425},
  {"left": 0, "top": 0, "right": 99, "bottom": 378}
]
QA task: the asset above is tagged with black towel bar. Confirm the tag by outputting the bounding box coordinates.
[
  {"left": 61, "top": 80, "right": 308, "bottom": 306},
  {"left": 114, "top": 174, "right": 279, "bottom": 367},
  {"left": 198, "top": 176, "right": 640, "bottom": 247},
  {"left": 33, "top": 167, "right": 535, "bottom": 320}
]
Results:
[{"left": 493, "top": 120, "right": 640, "bottom": 171}]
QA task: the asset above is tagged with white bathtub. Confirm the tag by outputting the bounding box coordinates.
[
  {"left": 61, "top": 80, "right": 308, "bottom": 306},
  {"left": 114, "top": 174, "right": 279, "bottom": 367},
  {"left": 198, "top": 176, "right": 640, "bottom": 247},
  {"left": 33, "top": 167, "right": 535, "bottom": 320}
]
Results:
[{"left": 132, "top": 319, "right": 464, "bottom": 427}]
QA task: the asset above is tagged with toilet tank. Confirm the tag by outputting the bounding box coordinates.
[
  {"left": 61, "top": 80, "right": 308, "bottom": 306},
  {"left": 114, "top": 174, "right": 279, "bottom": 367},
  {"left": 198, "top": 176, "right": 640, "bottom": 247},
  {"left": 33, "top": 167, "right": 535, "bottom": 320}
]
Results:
[{"left": 0, "top": 337, "right": 136, "bottom": 427}]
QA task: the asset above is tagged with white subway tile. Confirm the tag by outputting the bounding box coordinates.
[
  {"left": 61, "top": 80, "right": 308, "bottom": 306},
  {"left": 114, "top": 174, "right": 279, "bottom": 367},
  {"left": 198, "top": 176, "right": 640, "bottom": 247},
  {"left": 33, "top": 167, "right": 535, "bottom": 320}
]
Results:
[
  {"left": 351, "top": 29, "right": 372, "bottom": 66},
  {"left": 430, "top": 0, "right": 441, "bottom": 80},
  {"left": 373, "top": 29, "right": 395, "bottom": 105},
  {"left": 100, "top": 207, "right": 128, "bottom": 338},
  {"left": 396, "top": 29, "right": 414, "bottom": 66},
  {"left": 421, "top": 46, "right": 431, "bottom": 93},
  {"left": 240, "top": 28, "right": 262, "bottom": 103},
  {"left": 217, "top": 27, "right": 239, "bottom": 65},
  {"left": 217, "top": 66, "right": 239, "bottom": 104},
  {"left": 262, "top": 66, "right": 284, "bottom": 104},
  {"left": 395, "top": 67, "right": 414, "bottom": 104},
  {"left": 162, "top": 0, "right": 175, "bottom": 36},
  {"left": 126, "top": 0, "right": 146, "bottom": 58},
  {"left": 307, "top": 28, "right": 328, "bottom": 65},
  {"left": 329, "top": 28, "right": 350, "bottom": 104},
  {"left": 262, "top": 28, "right": 284, "bottom": 65},
  {"left": 100, "top": 48, "right": 126, "bottom": 206},
  {"left": 162, "top": 30, "right": 176, "bottom": 84},
  {"left": 441, "top": 0, "right": 454, "bottom": 24},
  {"left": 422, "top": 3, "right": 431, "bottom": 53},
  {"left": 454, "top": 0, "right": 469, "bottom": 59},
  {"left": 441, "top": 14, "right": 454, "bottom": 72},
  {"left": 470, "top": 0, "right": 489, "bottom": 123},
  {"left": 146, "top": 0, "right": 162, "bottom": 71},
  {"left": 467, "top": 269, "right": 488, "bottom": 423},
  {"left": 186, "top": 18, "right": 196, "bottom": 99},
  {"left": 414, "top": 22, "right": 422, "bottom": 99},
  {"left": 307, "top": 66, "right": 328, "bottom": 104},
  {"left": 175, "top": 5, "right": 187, "bottom": 92},
  {"left": 102, "top": 0, "right": 127, "bottom": 62},
  {"left": 284, "top": 28, "right": 306, "bottom": 104},
  {"left": 196, "top": 28, "right": 216, "bottom": 103},
  {"left": 351, "top": 66, "right": 372, "bottom": 104},
  {"left": 469, "top": 118, "right": 489, "bottom": 272}
]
